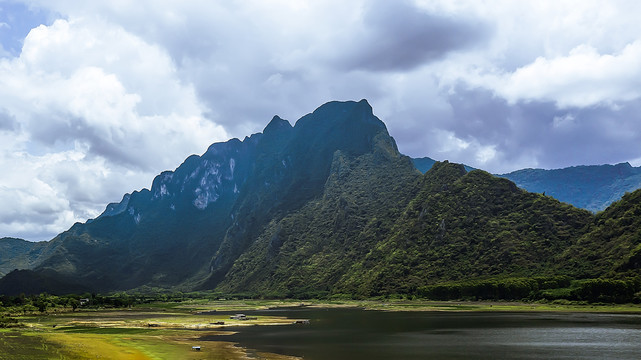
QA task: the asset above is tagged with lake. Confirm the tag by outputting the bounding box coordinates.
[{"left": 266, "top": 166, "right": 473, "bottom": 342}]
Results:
[{"left": 203, "top": 308, "right": 641, "bottom": 359}]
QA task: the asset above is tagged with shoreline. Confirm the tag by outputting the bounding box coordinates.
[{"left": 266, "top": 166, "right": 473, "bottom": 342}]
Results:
[
  {"left": 172, "top": 298, "right": 641, "bottom": 315},
  {"left": 3, "top": 300, "right": 640, "bottom": 359}
]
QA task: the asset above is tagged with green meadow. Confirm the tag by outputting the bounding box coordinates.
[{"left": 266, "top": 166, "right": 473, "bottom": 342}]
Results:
[{"left": 0, "top": 301, "right": 305, "bottom": 360}]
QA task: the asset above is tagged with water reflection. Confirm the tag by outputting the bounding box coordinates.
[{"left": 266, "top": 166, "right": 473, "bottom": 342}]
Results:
[{"left": 202, "top": 309, "right": 641, "bottom": 359}]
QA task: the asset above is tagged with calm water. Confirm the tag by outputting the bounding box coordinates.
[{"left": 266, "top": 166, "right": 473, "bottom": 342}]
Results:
[{"left": 202, "top": 308, "right": 641, "bottom": 359}]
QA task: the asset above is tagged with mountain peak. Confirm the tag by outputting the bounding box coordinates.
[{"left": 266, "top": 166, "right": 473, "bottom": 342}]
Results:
[
  {"left": 263, "top": 115, "right": 292, "bottom": 135},
  {"left": 309, "top": 99, "right": 374, "bottom": 119},
  {"left": 357, "top": 97, "right": 372, "bottom": 109}
]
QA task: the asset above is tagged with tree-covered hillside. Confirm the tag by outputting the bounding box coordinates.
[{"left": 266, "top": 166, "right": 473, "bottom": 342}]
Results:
[
  {"left": 217, "top": 131, "right": 419, "bottom": 297},
  {"left": 336, "top": 162, "right": 593, "bottom": 296},
  {"left": 414, "top": 158, "right": 641, "bottom": 213},
  {"left": 561, "top": 189, "right": 641, "bottom": 278}
]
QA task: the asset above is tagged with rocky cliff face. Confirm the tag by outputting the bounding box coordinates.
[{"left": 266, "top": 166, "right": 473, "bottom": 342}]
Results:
[
  {"left": 13, "top": 99, "right": 397, "bottom": 292},
  {"left": 202, "top": 99, "right": 397, "bottom": 288}
]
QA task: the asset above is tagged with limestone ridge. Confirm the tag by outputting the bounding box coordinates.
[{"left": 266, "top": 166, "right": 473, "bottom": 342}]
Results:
[
  {"left": 202, "top": 99, "right": 395, "bottom": 288},
  {"left": 263, "top": 115, "right": 293, "bottom": 135},
  {"left": 96, "top": 193, "right": 131, "bottom": 220},
  {"left": 30, "top": 127, "right": 267, "bottom": 291},
  {"left": 4, "top": 100, "right": 395, "bottom": 293}
]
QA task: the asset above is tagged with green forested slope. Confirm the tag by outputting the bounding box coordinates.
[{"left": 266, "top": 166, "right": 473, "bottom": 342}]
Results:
[
  {"left": 218, "top": 160, "right": 596, "bottom": 298},
  {"left": 217, "top": 132, "right": 420, "bottom": 296},
  {"left": 336, "top": 162, "right": 593, "bottom": 296},
  {"left": 561, "top": 189, "right": 641, "bottom": 278},
  {"left": 201, "top": 99, "right": 397, "bottom": 289}
]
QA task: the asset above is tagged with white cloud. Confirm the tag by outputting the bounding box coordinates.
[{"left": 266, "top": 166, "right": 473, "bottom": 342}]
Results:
[
  {"left": 0, "top": 16, "right": 228, "bottom": 241},
  {"left": 481, "top": 42, "right": 641, "bottom": 108},
  {"left": 475, "top": 145, "right": 497, "bottom": 165},
  {"left": 432, "top": 129, "right": 470, "bottom": 153},
  {"left": 0, "top": 146, "right": 75, "bottom": 240},
  {"left": 429, "top": 129, "right": 507, "bottom": 171}
]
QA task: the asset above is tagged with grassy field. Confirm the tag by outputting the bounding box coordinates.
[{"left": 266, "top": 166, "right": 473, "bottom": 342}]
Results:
[
  {"left": 1, "top": 303, "right": 305, "bottom": 360},
  {"left": 2, "top": 299, "right": 641, "bottom": 359}
]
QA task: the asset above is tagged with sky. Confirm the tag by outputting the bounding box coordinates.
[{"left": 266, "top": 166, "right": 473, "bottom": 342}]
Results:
[{"left": 1, "top": 0, "right": 641, "bottom": 241}]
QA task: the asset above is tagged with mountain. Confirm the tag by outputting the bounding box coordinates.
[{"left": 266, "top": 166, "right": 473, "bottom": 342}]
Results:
[
  {"left": 413, "top": 159, "right": 641, "bottom": 212},
  {"left": 0, "top": 269, "right": 92, "bottom": 296},
  {"left": 201, "top": 100, "right": 397, "bottom": 289},
  {"left": 2, "top": 99, "right": 406, "bottom": 294},
  {"left": 497, "top": 163, "right": 641, "bottom": 212},
  {"left": 217, "top": 126, "right": 419, "bottom": 296},
  {"left": 338, "top": 163, "right": 594, "bottom": 296},
  {"left": 218, "top": 161, "right": 592, "bottom": 297},
  {"left": 0, "top": 237, "right": 46, "bottom": 277},
  {"left": 28, "top": 131, "right": 260, "bottom": 292},
  {"left": 560, "top": 189, "right": 641, "bottom": 278},
  {"left": 2, "top": 99, "right": 641, "bottom": 297}
]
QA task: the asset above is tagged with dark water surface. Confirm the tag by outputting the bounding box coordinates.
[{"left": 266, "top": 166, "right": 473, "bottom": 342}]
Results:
[{"left": 202, "top": 308, "right": 641, "bottom": 359}]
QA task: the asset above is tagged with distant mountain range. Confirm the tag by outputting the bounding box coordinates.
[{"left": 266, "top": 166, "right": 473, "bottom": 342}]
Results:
[
  {"left": 0, "top": 238, "right": 44, "bottom": 277},
  {"left": 1, "top": 100, "right": 640, "bottom": 297},
  {"left": 497, "top": 163, "right": 641, "bottom": 212},
  {"left": 412, "top": 158, "right": 641, "bottom": 212}
]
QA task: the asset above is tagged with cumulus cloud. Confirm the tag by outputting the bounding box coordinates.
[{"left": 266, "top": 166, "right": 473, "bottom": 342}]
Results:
[
  {"left": 3, "top": 17, "right": 228, "bottom": 156},
  {"left": 0, "top": 1, "right": 54, "bottom": 57},
  {"left": 472, "top": 42, "right": 641, "bottom": 108},
  {"left": 0, "top": 15, "right": 228, "bottom": 241}
]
